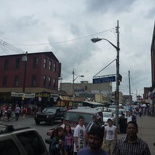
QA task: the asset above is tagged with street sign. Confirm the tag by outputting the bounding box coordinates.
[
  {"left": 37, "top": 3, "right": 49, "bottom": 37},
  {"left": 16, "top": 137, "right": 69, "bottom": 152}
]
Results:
[{"left": 93, "top": 76, "right": 116, "bottom": 83}]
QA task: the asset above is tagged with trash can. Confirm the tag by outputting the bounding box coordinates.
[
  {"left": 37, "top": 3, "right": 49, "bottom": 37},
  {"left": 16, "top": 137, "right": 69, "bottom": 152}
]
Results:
[{"left": 119, "top": 118, "right": 127, "bottom": 133}]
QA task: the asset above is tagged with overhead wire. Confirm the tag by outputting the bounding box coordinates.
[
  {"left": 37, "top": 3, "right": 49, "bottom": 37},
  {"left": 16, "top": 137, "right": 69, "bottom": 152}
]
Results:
[
  {"left": 10, "top": 28, "right": 115, "bottom": 46},
  {"left": 0, "top": 45, "right": 11, "bottom": 55},
  {"left": 0, "top": 28, "right": 114, "bottom": 56},
  {"left": 0, "top": 39, "right": 25, "bottom": 55}
]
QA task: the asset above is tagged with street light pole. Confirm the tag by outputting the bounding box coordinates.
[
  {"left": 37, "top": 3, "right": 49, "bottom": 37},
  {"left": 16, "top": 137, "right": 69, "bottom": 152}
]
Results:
[
  {"left": 22, "top": 51, "right": 28, "bottom": 108},
  {"left": 22, "top": 51, "right": 28, "bottom": 93},
  {"left": 91, "top": 20, "right": 120, "bottom": 128},
  {"left": 72, "top": 69, "right": 75, "bottom": 97},
  {"left": 72, "top": 69, "right": 84, "bottom": 108},
  {"left": 116, "top": 20, "right": 120, "bottom": 129}
]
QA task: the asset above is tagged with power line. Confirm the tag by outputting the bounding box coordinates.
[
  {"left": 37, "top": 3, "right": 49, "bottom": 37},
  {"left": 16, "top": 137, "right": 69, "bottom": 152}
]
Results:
[
  {"left": 0, "top": 39, "right": 25, "bottom": 55},
  {"left": 10, "top": 28, "right": 115, "bottom": 46}
]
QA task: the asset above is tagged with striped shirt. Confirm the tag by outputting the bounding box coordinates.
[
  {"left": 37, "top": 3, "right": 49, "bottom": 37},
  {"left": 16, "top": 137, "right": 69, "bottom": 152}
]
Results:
[{"left": 113, "top": 135, "right": 151, "bottom": 155}]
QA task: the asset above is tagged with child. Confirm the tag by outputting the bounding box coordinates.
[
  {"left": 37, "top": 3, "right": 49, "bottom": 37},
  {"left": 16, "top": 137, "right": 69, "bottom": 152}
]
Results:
[
  {"left": 73, "top": 116, "right": 86, "bottom": 155},
  {"left": 63, "top": 124, "right": 73, "bottom": 155},
  {"left": 50, "top": 127, "right": 64, "bottom": 155}
]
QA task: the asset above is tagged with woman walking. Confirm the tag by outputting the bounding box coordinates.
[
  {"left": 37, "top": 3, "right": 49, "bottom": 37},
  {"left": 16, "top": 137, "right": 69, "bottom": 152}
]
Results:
[
  {"left": 49, "top": 127, "right": 64, "bottom": 155},
  {"left": 63, "top": 124, "right": 73, "bottom": 155}
]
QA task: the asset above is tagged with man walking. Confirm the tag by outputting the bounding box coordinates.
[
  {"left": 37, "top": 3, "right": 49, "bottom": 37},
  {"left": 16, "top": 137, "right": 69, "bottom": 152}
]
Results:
[
  {"left": 103, "top": 118, "right": 117, "bottom": 155},
  {"left": 73, "top": 116, "right": 86, "bottom": 155},
  {"left": 113, "top": 121, "right": 151, "bottom": 155},
  {"left": 77, "top": 122, "right": 108, "bottom": 155},
  {"left": 15, "top": 105, "right": 21, "bottom": 121}
]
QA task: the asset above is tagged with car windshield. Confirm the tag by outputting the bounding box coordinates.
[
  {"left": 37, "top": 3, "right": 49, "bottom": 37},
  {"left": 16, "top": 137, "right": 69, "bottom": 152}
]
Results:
[
  {"left": 103, "top": 113, "right": 112, "bottom": 118},
  {"left": 64, "top": 112, "right": 93, "bottom": 124},
  {"left": 43, "top": 108, "right": 56, "bottom": 113},
  {"left": 109, "top": 105, "right": 116, "bottom": 108},
  {"left": 113, "top": 109, "right": 125, "bottom": 115}
]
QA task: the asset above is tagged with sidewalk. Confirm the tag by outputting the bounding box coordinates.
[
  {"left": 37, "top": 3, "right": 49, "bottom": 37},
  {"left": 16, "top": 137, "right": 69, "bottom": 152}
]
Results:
[
  {"left": 118, "top": 116, "right": 155, "bottom": 155},
  {"left": 137, "top": 116, "right": 155, "bottom": 155}
]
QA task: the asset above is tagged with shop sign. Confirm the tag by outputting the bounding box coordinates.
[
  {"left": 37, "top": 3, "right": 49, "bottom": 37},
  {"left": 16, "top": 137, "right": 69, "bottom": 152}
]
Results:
[{"left": 11, "top": 92, "right": 35, "bottom": 98}]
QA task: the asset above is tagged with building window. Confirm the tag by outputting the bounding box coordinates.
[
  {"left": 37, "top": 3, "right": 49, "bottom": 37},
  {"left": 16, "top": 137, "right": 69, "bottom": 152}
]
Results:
[
  {"left": 53, "top": 62, "right": 56, "bottom": 72},
  {"left": 44, "top": 58, "right": 47, "bottom": 68},
  {"left": 4, "top": 59, "right": 9, "bottom": 69},
  {"left": 48, "top": 76, "right": 51, "bottom": 87},
  {"left": 33, "top": 57, "right": 38, "bottom": 67},
  {"left": 43, "top": 75, "right": 46, "bottom": 87},
  {"left": 53, "top": 78, "right": 56, "bottom": 89},
  {"left": 14, "top": 76, "right": 19, "bottom": 87},
  {"left": 3, "top": 76, "right": 7, "bottom": 86},
  {"left": 15, "top": 59, "right": 20, "bottom": 68},
  {"left": 49, "top": 61, "right": 52, "bottom": 70},
  {"left": 32, "top": 75, "right": 37, "bottom": 86}
]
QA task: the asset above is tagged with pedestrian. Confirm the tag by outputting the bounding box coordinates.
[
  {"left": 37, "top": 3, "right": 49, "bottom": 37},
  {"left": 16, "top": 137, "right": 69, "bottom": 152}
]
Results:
[
  {"left": 139, "top": 108, "right": 142, "bottom": 117},
  {"left": 0, "top": 106, "right": 3, "bottom": 121},
  {"left": 32, "top": 106, "right": 37, "bottom": 117},
  {"left": 113, "top": 121, "right": 151, "bottom": 155},
  {"left": 6, "top": 107, "right": 12, "bottom": 121},
  {"left": 2, "top": 105, "right": 6, "bottom": 121},
  {"left": 73, "top": 116, "right": 86, "bottom": 155},
  {"left": 15, "top": 105, "right": 21, "bottom": 121},
  {"left": 63, "top": 124, "right": 74, "bottom": 155},
  {"left": 85, "top": 113, "right": 103, "bottom": 142},
  {"left": 103, "top": 118, "right": 117, "bottom": 155},
  {"left": 127, "top": 111, "right": 136, "bottom": 123},
  {"left": 49, "top": 126, "right": 64, "bottom": 155},
  {"left": 22, "top": 106, "right": 27, "bottom": 118},
  {"left": 77, "top": 122, "right": 109, "bottom": 155}
]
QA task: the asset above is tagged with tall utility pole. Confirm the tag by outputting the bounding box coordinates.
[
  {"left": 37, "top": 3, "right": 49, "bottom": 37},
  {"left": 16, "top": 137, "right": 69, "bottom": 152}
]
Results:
[
  {"left": 91, "top": 20, "right": 120, "bottom": 128},
  {"left": 128, "top": 70, "right": 132, "bottom": 106},
  {"left": 72, "top": 69, "right": 84, "bottom": 108},
  {"left": 72, "top": 69, "right": 75, "bottom": 97},
  {"left": 115, "top": 20, "right": 120, "bottom": 129}
]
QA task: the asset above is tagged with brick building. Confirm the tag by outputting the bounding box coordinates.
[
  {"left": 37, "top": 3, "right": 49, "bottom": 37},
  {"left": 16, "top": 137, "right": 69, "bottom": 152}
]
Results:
[{"left": 0, "top": 51, "right": 61, "bottom": 105}]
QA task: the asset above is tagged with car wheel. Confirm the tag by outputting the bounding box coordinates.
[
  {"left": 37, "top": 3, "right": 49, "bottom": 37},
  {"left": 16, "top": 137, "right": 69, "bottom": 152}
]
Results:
[
  {"left": 35, "top": 120, "right": 40, "bottom": 125},
  {"left": 50, "top": 118, "right": 54, "bottom": 125}
]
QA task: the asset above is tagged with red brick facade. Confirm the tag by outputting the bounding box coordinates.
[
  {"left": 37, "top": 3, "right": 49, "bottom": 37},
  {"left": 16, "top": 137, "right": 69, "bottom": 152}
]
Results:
[{"left": 0, "top": 51, "right": 61, "bottom": 93}]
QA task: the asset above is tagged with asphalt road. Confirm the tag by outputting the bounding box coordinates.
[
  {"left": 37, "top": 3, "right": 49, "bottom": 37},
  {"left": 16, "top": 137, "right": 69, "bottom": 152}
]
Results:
[
  {"left": 0, "top": 116, "right": 60, "bottom": 150},
  {"left": 1, "top": 115, "right": 154, "bottom": 154}
]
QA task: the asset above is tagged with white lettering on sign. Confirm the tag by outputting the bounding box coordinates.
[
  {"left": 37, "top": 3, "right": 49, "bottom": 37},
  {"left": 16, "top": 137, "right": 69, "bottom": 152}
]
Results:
[{"left": 11, "top": 92, "right": 35, "bottom": 98}]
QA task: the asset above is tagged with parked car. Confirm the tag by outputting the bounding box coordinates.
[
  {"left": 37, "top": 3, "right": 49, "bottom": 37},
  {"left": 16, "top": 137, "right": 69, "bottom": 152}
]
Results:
[
  {"left": 46, "top": 107, "right": 103, "bottom": 137},
  {"left": 34, "top": 107, "right": 65, "bottom": 125},
  {"left": 102, "top": 111, "right": 116, "bottom": 125},
  {"left": 0, "top": 124, "right": 49, "bottom": 155}
]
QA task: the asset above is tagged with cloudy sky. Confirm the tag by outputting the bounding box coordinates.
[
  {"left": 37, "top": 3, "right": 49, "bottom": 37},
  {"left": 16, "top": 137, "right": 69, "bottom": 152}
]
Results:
[{"left": 0, "top": 0, "right": 154, "bottom": 100}]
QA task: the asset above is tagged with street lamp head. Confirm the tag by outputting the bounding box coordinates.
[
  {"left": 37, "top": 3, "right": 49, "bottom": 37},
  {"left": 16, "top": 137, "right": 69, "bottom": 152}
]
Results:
[
  {"left": 91, "top": 38, "right": 102, "bottom": 43},
  {"left": 80, "top": 75, "right": 84, "bottom": 78}
]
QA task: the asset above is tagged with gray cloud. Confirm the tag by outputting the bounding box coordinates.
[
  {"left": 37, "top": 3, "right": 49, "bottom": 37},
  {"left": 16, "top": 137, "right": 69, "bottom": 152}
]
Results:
[
  {"left": 0, "top": 0, "right": 154, "bottom": 98},
  {"left": 145, "top": 7, "right": 155, "bottom": 19},
  {"left": 85, "top": 0, "right": 135, "bottom": 14}
]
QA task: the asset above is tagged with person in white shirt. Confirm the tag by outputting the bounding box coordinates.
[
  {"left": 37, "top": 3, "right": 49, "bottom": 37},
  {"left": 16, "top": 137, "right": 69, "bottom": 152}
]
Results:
[
  {"left": 73, "top": 116, "right": 86, "bottom": 155},
  {"left": 15, "top": 105, "right": 21, "bottom": 121},
  {"left": 103, "top": 118, "right": 117, "bottom": 155}
]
